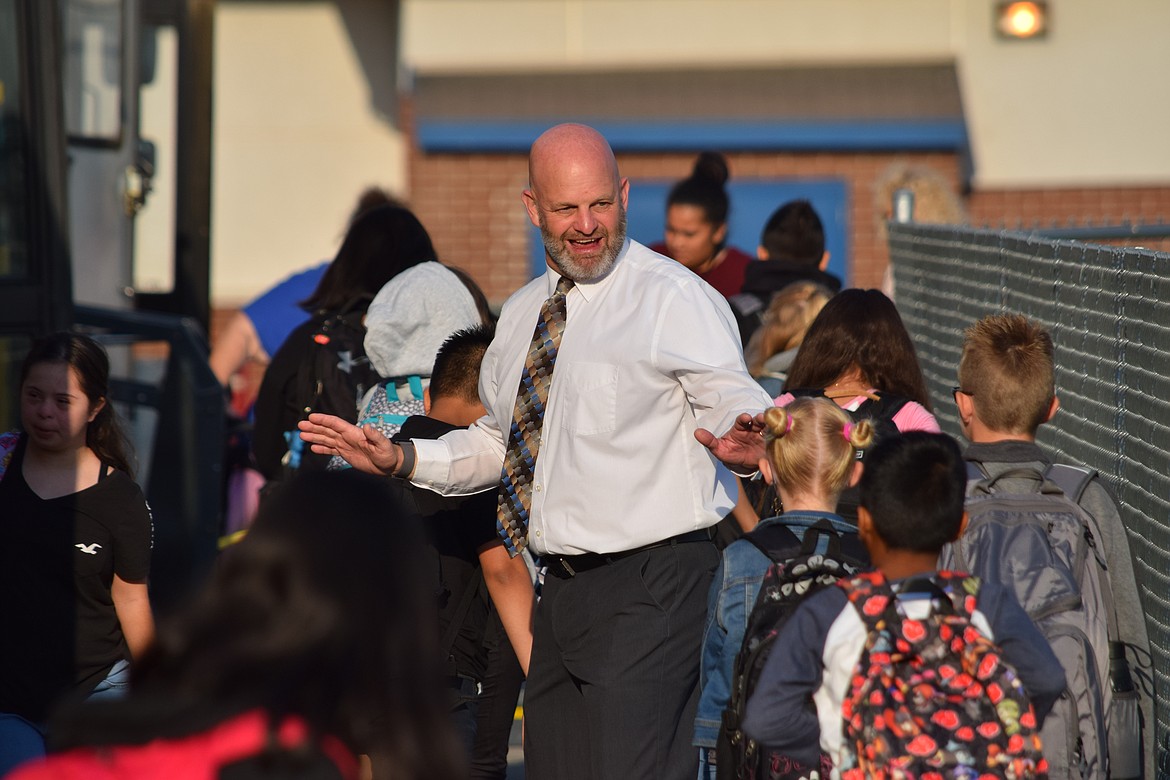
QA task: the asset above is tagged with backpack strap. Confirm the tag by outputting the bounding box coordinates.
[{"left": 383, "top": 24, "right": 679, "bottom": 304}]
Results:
[
  {"left": 1045, "top": 464, "right": 1125, "bottom": 647},
  {"left": 901, "top": 572, "right": 978, "bottom": 618},
  {"left": 728, "top": 292, "right": 765, "bottom": 323},
  {"left": 742, "top": 522, "right": 803, "bottom": 563},
  {"left": 281, "top": 430, "right": 306, "bottom": 471},
  {"left": 1043, "top": 463, "right": 1097, "bottom": 505},
  {"left": 336, "top": 294, "right": 373, "bottom": 318},
  {"left": 798, "top": 517, "right": 870, "bottom": 567},
  {"left": 852, "top": 391, "right": 911, "bottom": 423},
  {"left": 886, "top": 578, "right": 957, "bottom": 632},
  {"left": 743, "top": 516, "right": 856, "bottom": 564},
  {"left": 0, "top": 430, "right": 20, "bottom": 482},
  {"left": 796, "top": 518, "right": 846, "bottom": 558},
  {"left": 382, "top": 376, "right": 427, "bottom": 404},
  {"left": 970, "top": 465, "right": 1066, "bottom": 498},
  {"left": 358, "top": 412, "right": 413, "bottom": 429},
  {"left": 838, "top": 570, "right": 893, "bottom": 629}
]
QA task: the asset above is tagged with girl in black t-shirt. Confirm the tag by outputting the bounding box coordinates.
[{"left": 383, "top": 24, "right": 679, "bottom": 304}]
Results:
[
  {"left": 11, "top": 472, "right": 465, "bottom": 780},
  {"left": 0, "top": 333, "right": 154, "bottom": 772}
]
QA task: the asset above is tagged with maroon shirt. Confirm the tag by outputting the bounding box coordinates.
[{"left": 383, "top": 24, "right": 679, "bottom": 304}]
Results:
[{"left": 649, "top": 242, "right": 754, "bottom": 298}]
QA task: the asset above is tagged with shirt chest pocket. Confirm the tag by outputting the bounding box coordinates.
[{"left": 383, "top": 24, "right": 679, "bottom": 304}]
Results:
[{"left": 554, "top": 362, "right": 618, "bottom": 436}]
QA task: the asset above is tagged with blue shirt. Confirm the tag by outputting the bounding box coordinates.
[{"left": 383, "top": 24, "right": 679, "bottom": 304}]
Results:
[{"left": 243, "top": 262, "right": 329, "bottom": 358}]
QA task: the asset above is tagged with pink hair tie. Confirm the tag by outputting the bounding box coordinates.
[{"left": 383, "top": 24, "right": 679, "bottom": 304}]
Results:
[
  {"left": 785, "top": 415, "right": 794, "bottom": 434},
  {"left": 842, "top": 422, "right": 854, "bottom": 442}
]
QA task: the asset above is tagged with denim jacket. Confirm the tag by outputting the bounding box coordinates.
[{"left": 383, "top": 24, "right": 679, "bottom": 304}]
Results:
[{"left": 693, "top": 511, "right": 856, "bottom": 749}]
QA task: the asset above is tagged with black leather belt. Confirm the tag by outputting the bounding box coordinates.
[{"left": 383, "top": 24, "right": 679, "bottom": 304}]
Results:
[{"left": 541, "top": 527, "right": 715, "bottom": 579}]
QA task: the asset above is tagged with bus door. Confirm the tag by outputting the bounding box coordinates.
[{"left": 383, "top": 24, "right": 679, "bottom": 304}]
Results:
[
  {"left": 64, "top": 0, "right": 221, "bottom": 612},
  {"left": 0, "top": 0, "right": 73, "bottom": 429},
  {"left": 63, "top": 0, "right": 151, "bottom": 313}
]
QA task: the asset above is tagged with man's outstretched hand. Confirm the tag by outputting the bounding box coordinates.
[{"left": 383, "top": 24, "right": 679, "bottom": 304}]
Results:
[
  {"left": 695, "top": 412, "right": 766, "bottom": 473},
  {"left": 298, "top": 413, "right": 402, "bottom": 476}
]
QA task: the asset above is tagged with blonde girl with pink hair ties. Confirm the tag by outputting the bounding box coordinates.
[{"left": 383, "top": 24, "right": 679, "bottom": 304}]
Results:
[{"left": 695, "top": 397, "right": 874, "bottom": 778}]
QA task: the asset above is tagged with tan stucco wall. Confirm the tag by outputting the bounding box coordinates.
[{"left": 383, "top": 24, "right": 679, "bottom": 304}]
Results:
[
  {"left": 403, "top": 0, "right": 1170, "bottom": 188},
  {"left": 212, "top": 1, "right": 405, "bottom": 306}
]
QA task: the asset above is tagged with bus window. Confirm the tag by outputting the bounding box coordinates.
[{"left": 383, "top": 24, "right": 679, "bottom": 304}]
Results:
[
  {"left": 0, "top": 0, "right": 29, "bottom": 280},
  {"left": 63, "top": 0, "right": 123, "bottom": 144}
]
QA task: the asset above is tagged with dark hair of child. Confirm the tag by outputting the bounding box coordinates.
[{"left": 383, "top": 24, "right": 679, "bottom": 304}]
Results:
[
  {"left": 858, "top": 431, "right": 966, "bottom": 553},
  {"left": 784, "top": 288, "right": 934, "bottom": 412},
  {"left": 428, "top": 324, "right": 495, "bottom": 405},
  {"left": 300, "top": 204, "right": 437, "bottom": 313},
  {"left": 760, "top": 199, "right": 825, "bottom": 266}
]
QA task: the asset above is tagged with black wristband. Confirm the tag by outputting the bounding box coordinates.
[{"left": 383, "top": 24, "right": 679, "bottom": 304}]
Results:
[{"left": 393, "top": 441, "right": 416, "bottom": 479}]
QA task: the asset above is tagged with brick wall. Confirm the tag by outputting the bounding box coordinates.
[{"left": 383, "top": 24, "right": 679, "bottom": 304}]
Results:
[
  {"left": 347, "top": 97, "right": 1170, "bottom": 305},
  {"left": 967, "top": 187, "right": 1170, "bottom": 253},
  {"left": 407, "top": 149, "right": 532, "bottom": 305},
  {"left": 406, "top": 143, "right": 966, "bottom": 300},
  {"left": 212, "top": 161, "right": 1170, "bottom": 385}
]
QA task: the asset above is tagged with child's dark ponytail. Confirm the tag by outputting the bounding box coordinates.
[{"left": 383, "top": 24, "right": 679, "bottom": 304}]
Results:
[{"left": 85, "top": 396, "right": 133, "bottom": 476}]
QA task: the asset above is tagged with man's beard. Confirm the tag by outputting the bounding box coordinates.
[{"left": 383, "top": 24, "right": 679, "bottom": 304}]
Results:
[{"left": 539, "top": 208, "right": 627, "bottom": 282}]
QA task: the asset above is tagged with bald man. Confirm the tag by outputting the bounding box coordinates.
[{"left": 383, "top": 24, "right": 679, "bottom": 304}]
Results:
[{"left": 301, "top": 124, "right": 772, "bottom": 778}]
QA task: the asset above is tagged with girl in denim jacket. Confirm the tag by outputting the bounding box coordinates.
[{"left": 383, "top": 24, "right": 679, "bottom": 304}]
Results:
[{"left": 695, "top": 397, "right": 874, "bottom": 778}]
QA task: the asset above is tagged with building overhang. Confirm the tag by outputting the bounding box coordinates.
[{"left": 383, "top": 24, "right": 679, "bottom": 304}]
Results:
[{"left": 410, "top": 63, "right": 973, "bottom": 186}]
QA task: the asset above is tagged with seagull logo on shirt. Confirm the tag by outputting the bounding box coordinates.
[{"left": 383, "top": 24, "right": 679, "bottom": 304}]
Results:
[{"left": 75, "top": 543, "right": 102, "bottom": 555}]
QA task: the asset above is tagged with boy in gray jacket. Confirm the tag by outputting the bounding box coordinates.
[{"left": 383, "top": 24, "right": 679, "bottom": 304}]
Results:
[{"left": 954, "top": 312, "right": 1152, "bottom": 778}]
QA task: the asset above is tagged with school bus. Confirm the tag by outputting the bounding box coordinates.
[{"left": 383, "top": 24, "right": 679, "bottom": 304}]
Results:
[{"left": 1, "top": 0, "right": 220, "bottom": 610}]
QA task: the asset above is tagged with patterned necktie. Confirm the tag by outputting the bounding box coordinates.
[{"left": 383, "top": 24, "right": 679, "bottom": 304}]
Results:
[{"left": 496, "top": 276, "right": 574, "bottom": 555}]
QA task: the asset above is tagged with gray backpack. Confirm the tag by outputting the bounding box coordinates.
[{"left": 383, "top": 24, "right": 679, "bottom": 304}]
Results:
[
  {"left": 940, "top": 464, "right": 1110, "bottom": 779},
  {"left": 1045, "top": 465, "right": 1145, "bottom": 780}
]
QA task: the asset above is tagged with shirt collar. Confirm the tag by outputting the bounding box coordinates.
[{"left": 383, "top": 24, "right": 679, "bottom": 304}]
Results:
[
  {"left": 544, "top": 237, "right": 630, "bottom": 303},
  {"left": 963, "top": 439, "right": 1049, "bottom": 465}
]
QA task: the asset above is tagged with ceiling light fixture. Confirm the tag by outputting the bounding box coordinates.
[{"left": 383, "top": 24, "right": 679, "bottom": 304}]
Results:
[{"left": 996, "top": 1, "right": 1049, "bottom": 39}]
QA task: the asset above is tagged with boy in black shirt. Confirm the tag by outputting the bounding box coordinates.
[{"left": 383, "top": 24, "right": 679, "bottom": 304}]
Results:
[{"left": 389, "top": 325, "right": 534, "bottom": 764}]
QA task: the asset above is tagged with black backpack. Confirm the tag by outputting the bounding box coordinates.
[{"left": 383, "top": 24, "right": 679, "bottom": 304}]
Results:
[
  {"left": 280, "top": 303, "right": 381, "bottom": 476},
  {"left": 717, "top": 518, "right": 868, "bottom": 780}
]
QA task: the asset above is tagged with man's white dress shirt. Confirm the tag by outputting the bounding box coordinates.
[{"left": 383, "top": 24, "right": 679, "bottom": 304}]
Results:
[{"left": 411, "top": 239, "right": 773, "bottom": 556}]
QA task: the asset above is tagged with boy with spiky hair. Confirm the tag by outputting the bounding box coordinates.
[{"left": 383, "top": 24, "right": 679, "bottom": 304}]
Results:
[{"left": 954, "top": 312, "right": 1152, "bottom": 777}]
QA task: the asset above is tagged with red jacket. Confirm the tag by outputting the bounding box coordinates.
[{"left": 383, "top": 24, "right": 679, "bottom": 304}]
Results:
[{"left": 8, "top": 710, "right": 359, "bottom": 780}]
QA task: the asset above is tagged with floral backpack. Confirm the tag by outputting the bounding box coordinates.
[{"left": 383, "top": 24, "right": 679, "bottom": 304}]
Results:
[{"left": 836, "top": 570, "right": 1048, "bottom": 780}]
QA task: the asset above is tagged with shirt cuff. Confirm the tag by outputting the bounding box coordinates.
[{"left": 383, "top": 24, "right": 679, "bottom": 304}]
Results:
[{"left": 409, "top": 437, "right": 454, "bottom": 488}]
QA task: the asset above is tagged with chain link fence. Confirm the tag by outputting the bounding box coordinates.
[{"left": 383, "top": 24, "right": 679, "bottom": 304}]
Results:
[{"left": 888, "top": 222, "right": 1170, "bottom": 777}]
